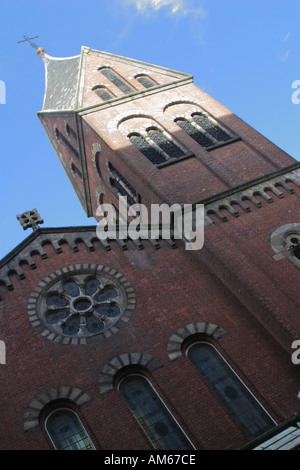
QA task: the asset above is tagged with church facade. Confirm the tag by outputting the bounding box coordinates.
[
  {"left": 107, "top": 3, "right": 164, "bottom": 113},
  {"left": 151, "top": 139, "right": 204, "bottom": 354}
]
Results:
[{"left": 0, "top": 46, "right": 299, "bottom": 450}]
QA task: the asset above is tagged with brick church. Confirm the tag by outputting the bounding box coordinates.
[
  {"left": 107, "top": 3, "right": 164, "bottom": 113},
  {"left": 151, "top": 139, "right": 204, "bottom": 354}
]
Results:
[{"left": 0, "top": 45, "right": 299, "bottom": 450}]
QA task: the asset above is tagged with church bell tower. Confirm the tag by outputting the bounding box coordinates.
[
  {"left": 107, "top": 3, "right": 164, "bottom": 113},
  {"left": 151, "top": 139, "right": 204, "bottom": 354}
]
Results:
[{"left": 29, "top": 44, "right": 300, "bottom": 450}]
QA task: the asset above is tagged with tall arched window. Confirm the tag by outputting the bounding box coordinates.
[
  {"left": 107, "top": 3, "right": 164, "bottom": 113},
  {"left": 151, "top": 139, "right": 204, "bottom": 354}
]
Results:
[
  {"left": 118, "top": 374, "right": 194, "bottom": 450},
  {"left": 100, "top": 68, "right": 133, "bottom": 95},
  {"left": 45, "top": 408, "right": 95, "bottom": 450},
  {"left": 129, "top": 128, "right": 187, "bottom": 167},
  {"left": 186, "top": 342, "right": 275, "bottom": 439}
]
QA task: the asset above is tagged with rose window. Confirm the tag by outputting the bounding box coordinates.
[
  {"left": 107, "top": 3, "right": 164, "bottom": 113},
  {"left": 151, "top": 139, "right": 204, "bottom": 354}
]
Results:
[{"left": 27, "top": 265, "right": 136, "bottom": 345}]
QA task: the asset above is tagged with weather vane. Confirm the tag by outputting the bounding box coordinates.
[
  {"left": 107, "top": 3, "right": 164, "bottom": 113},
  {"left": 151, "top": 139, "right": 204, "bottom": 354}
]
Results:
[{"left": 17, "top": 35, "right": 39, "bottom": 50}]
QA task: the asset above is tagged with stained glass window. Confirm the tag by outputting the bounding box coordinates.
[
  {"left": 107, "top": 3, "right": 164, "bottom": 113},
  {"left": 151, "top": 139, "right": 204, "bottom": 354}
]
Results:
[
  {"left": 46, "top": 409, "right": 95, "bottom": 450},
  {"left": 119, "top": 375, "right": 194, "bottom": 450},
  {"left": 43, "top": 275, "right": 124, "bottom": 338},
  {"left": 187, "top": 343, "right": 275, "bottom": 439}
]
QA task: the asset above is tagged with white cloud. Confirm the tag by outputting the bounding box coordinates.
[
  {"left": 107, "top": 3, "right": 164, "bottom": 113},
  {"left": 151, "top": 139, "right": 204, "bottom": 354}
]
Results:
[{"left": 127, "top": 0, "right": 207, "bottom": 17}]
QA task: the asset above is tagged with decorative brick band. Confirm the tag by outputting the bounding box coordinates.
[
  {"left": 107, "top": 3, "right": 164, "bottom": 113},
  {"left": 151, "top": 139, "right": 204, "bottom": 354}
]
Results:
[
  {"left": 167, "top": 322, "right": 228, "bottom": 361},
  {"left": 98, "top": 352, "right": 163, "bottom": 396},
  {"left": 202, "top": 166, "right": 300, "bottom": 226},
  {"left": 23, "top": 385, "right": 92, "bottom": 432},
  {"left": 0, "top": 228, "right": 179, "bottom": 300}
]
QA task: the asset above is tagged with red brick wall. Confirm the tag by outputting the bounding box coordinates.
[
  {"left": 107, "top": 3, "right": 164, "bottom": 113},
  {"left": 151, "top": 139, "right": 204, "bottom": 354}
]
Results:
[{"left": 0, "top": 231, "right": 299, "bottom": 450}]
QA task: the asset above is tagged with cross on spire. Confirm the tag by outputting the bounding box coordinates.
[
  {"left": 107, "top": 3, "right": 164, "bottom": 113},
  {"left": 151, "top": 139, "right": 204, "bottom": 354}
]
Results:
[
  {"left": 17, "top": 35, "right": 39, "bottom": 50},
  {"left": 17, "top": 209, "right": 44, "bottom": 232}
]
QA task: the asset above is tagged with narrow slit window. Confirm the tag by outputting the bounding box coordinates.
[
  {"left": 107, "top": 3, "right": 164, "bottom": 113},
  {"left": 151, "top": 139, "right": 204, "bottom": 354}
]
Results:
[
  {"left": 108, "top": 162, "right": 139, "bottom": 206},
  {"left": 71, "top": 162, "right": 82, "bottom": 179},
  {"left": 55, "top": 128, "right": 80, "bottom": 160}
]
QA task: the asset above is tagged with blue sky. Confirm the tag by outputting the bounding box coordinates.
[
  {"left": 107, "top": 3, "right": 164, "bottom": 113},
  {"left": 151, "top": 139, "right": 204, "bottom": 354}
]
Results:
[{"left": 0, "top": 0, "right": 299, "bottom": 258}]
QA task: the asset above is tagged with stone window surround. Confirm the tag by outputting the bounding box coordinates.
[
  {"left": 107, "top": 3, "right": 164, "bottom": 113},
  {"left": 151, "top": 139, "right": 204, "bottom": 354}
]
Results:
[
  {"left": 23, "top": 385, "right": 92, "bottom": 432},
  {"left": 270, "top": 222, "right": 300, "bottom": 269},
  {"left": 98, "top": 352, "right": 163, "bottom": 396},
  {"left": 118, "top": 115, "right": 192, "bottom": 167},
  {"left": 173, "top": 110, "right": 238, "bottom": 150},
  {"left": 167, "top": 321, "right": 228, "bottom": 361}
]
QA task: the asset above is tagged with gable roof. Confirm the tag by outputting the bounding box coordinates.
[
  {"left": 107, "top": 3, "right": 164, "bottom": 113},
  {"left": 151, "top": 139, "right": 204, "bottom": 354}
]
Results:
[{"left": 38, "top": 46, "right": 193, "bottom": 112}]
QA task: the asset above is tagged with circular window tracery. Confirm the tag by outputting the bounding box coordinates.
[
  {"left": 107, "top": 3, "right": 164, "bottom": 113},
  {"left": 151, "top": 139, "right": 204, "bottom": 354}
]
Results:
[{"left": 27, "top": 264, "right": 136, "bottom": 345}]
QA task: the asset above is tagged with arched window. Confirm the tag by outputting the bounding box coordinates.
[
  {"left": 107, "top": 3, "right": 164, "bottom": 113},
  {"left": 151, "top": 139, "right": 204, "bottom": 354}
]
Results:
[
  {"left": 270, "top": 223, "right": 300, "bottom": 268},
  {"left": 147, "top": 128, "right": 185, "bottom": 160},
  {"left": 71, "top": 162, "right": 82, "bottom": 179},
  {"left": 289, "top": 236, "right": 300, "bottom": 260},
  {"left": 108, "top": 162, "right": 139, "bottom": 206},
  {"left": 136, "top": 74, "right": 156, "bottom": 88},
  {"left": 192, "top": 113, "right": 232, "bottom": 142},
  {"left": 175, "top": 118, "right": 214, "bottom": 148},
  {"left": 55, "top": 128, "right": 80, "bottom": 160},
  {"left": 129, "top": 128, "right": 186, "bottom": 167},
  {"left": 118, "top": 374, "right": 194, "bottom": 450},
  {"left": 93, "top": 85, "right": 114, "bottom": 101},
  {"left": 186, "top": 342, "right": 275, "bottom": 439},
  {"left": 100, "top": 68, "right": 133, "bottom": 95},
  {"left": 45, "top": 408, "right": 95, "bottom": 450},
  {"left": 129, "top": 133, "right": 166, "bottom": 166},
  {"left": 175, "top": 112, "right": 234, "bottom": 149},
  {"left": 282, "top": 233, "right": 300, "bottom": 261}
]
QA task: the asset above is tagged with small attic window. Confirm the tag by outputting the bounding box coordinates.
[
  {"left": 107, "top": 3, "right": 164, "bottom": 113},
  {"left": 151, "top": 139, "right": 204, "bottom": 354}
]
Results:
[
  {"left": 100, "top": 67, "right": 134, "bottom": 95},
  {"left": 135, "top": 74, "right": 156, "bottom": 89},
  {"left": 92, "top": 85, "right": 114, "bottom": 101}
]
